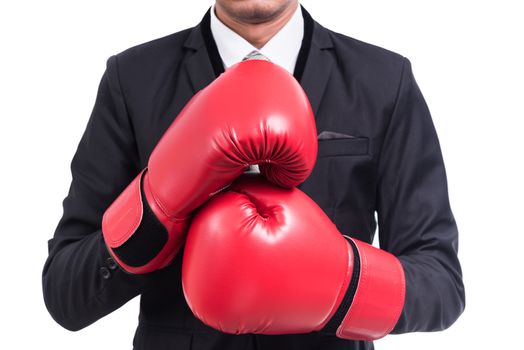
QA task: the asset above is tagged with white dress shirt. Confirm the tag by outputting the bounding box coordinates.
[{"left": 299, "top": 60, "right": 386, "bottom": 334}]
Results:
[{"left": 210, "top": 4, "right": 304, "bottom": 74}]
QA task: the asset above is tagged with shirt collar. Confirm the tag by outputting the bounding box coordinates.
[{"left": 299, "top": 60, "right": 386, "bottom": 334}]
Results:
[{"left": 209, "top": 4, "right": 304, "bottom": 74}]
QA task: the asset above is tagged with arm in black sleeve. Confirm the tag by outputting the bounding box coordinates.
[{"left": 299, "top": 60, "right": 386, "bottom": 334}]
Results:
[
  {"left": 376, "top": 58, "right": 465, "bottom": 332},
  {"left": 42, "top": 55, "right": 163, "bottom": 331}
]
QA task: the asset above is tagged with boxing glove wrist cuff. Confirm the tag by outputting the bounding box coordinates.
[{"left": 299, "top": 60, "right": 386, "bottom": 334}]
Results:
[
  {"left": 333, "top": 237, "right": 406, "bottom": 341},
  {"left": 102, "top": 169, "right": 187, "bottom": 274},
  {"left": 321, "top": 238, "right": 361, "bottom": 334},
  {"left": 111, "top": 171, "right": 168, "bottom": 267}
]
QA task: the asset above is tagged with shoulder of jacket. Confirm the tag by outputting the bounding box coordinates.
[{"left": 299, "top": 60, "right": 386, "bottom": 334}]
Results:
[
  {"left": 109, "top": 27, "right": 194, "bottom": 72},
  {"left": 322, "top": 26, "right": 408, "bottom": 82},
  {"left": 120, "top": 27, "right": 193, "bottom": 58},
  {"left": 328, "top": 28, "right": 405, "bottom": 65}
]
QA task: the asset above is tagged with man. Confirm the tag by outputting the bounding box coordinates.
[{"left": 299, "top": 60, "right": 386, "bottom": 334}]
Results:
[{"left": 42, "top": 1, "right": 465, "bottom": 349}]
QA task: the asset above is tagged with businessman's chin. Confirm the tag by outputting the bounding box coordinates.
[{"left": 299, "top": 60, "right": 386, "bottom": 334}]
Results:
[{"left": 216, "top": 0, "right": 296, "bottom": 24}]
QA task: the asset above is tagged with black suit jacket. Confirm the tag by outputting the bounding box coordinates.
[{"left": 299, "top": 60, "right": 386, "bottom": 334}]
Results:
[{"left": 43, "top": 7, "right": 465, "bottom": 350}]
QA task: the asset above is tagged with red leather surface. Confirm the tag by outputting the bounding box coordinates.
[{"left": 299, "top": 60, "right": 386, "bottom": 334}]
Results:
[
  {"left": 183, "top": 175, "right": 351, "bottom": 334},
  {"left": 336, "top": 238, "right": 405, "bottom": 341},
  {"left": 182, "top": 175, "right": 405, "bottom": 340},
  {"left": 102, "top": 60, "right": 317, "bottom": 273},
  {"left": 102, "top": 170, "right": 188, "bottom": 274},
  {"left": 148, "top": 60, "right": 317, "bottom": 221},
  {"left": 102, "top": 170, "right": 145, "bottom": 248}
]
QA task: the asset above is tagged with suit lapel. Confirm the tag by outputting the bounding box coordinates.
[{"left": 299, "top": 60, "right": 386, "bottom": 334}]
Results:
[
  {"left": 296, "top": 8, "right": 335, "bottom": 118},
  {"left": 183, "top": 6, "right": 334, "bottom": 117},
  {"left": 183, "top": 10, "right": 222, "bottom": 94},
  {"left": 184, "top": 45, "right": 216, "bottom": 93}
]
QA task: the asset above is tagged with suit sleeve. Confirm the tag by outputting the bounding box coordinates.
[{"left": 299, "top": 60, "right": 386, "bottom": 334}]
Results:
[
  {"left": 42, "top": 55, "right": 166, "bottom": 331},
  {"left": 376, "top": 58, "right": 465, "bottom": 333}
]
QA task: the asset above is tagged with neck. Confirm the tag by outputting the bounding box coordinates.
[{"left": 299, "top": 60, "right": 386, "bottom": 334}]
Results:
[{"left": 214, "top": 2, "right": 298, "bottom": 49}]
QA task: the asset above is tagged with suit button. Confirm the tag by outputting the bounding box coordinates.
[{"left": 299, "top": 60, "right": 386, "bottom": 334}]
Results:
[
  {"left": 100, "top": 267, "right": 111, "bottom": 279},
  {"left": 106, "top": 257, "right": 118, "bottom": 270}
]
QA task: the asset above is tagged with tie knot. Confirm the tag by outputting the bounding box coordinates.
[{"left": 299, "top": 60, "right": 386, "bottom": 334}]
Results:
[{"left": 243, "top": 50, "right": 270, "bottom": 62}]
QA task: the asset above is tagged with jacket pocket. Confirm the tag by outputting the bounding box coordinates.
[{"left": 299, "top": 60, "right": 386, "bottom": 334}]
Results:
[{"left": 317, "top": 137, "right": 369, "bottom": 158}]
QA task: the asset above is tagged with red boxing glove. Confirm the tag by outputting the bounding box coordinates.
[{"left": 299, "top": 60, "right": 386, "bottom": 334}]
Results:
[
  {"left": 102, "top": 61, "right": 317, "bottom": 274},
  {"left": 182, "top": 175, "right": 405, "bottom": 341}
]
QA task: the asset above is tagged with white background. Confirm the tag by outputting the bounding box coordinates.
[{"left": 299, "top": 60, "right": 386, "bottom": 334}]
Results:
[{"left": 1, "top": 0, "right": 523, "bottom": 349}]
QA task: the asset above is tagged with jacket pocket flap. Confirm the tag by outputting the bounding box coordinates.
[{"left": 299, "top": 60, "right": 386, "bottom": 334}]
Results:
[{"left": 318, "top": 137, "right": 369, "bottom": 157}]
